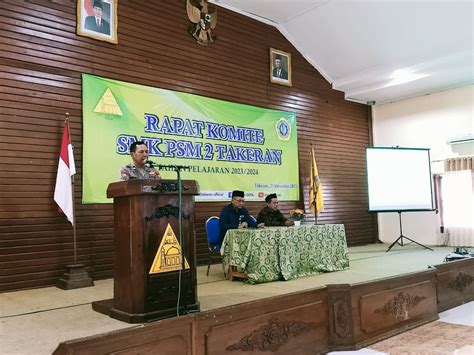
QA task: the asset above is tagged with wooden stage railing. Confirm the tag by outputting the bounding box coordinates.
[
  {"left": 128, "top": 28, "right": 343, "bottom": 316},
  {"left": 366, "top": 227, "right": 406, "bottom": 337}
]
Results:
[{"left": 54, "top": 258, "right": 474, "bottom": 354}]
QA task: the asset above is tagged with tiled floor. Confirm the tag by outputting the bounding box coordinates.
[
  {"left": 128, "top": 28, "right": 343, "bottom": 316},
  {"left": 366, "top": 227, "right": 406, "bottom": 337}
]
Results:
[{"left": 329, "top": 302, "right": 474, "bottom": 355}]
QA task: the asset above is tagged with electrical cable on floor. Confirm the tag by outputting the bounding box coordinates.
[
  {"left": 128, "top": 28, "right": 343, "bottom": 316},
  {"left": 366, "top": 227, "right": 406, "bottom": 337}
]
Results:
[{"left": 176, "top": 167, "right": 183, "bottom": 317}]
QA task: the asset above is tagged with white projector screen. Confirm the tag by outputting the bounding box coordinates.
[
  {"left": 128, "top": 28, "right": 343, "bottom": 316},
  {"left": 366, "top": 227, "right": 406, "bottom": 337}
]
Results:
[{"left": 366, "top": 147, "right": 434, "bottom": 212}]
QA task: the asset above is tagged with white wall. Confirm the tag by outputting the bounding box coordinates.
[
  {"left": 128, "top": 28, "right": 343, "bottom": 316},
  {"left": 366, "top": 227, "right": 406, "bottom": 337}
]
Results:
[{"left": 372, "top": 85, "right": 474, "bottom": 245}]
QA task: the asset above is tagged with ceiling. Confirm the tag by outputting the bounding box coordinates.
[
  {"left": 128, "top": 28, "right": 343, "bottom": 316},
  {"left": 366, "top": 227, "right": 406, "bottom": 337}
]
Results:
[{"left": 210, "top": 0, "right": 474, "bottom": 105}]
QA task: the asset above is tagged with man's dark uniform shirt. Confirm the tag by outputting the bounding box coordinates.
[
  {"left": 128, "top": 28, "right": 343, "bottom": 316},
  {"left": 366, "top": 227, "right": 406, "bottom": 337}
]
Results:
[
  {"left": 256, "top": 206, "right": 287, "bottom": 226},
  {"left": 219, "top": 204, "right": 256, "bottom": 244}
]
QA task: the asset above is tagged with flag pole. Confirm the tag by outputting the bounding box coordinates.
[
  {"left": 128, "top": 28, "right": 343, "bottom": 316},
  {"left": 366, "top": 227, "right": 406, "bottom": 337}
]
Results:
[
  {"left": 310, "top": 143, "right": 318, "bottom": 225},
  {"left": 57, "top": 113, "right": 93, "bottom": 289},
  {"left": 65, "top": 112, "right": 77, "bottom": 264}
]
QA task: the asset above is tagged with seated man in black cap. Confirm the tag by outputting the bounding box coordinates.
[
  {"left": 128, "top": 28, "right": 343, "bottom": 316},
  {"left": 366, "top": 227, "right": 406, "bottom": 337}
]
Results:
[
  {"left": 256, "top": 193, "right": 294, "bottom": 227},
  {"left": 218, "top": 190, "right": 257, "bottom": 244}
]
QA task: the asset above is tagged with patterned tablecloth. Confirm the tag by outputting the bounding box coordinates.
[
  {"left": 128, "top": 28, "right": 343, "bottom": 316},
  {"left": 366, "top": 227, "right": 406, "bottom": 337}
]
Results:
[{"left": 221, "top": 224, "right": 349, "bottom": 284}]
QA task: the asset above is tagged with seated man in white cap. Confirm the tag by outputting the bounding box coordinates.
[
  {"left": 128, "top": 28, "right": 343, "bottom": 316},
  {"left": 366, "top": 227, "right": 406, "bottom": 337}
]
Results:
[
  {"left": 218, "top": 190, "right": 256, "bottom": 244},
  {"left": 256, "top": 193, "right": 294, "bottom": 227}
]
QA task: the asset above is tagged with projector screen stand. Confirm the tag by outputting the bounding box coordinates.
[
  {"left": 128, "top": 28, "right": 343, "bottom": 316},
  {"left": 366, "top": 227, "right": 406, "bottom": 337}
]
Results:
[{"left": 386, "top": 211, "right": 433, "bottom": 252}]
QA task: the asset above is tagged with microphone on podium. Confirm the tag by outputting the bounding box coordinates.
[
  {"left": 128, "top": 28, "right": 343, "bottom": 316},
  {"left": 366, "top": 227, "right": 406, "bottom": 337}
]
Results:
[
  {"left": 145, "top": 160, "right": 156, "bottom": 168},
  {"left": 145, "top": 160, "right": 191, "bottom": 171}
]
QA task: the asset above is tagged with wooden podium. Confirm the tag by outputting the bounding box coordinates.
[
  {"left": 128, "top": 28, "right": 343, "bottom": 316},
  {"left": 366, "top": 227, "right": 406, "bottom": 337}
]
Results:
[{"left": 92, "top": 179, "right": 200, "bottom": 323}]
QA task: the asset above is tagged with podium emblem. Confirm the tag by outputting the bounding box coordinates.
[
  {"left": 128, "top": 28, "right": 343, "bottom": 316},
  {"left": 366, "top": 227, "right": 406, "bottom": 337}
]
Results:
[{"left": 149, "top": 223, "right": 190, "bottom": 274}]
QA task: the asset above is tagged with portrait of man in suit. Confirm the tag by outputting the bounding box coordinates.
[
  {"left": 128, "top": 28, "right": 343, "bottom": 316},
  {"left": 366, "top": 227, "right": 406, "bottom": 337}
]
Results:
[
  {"left": 84, "top": 1, "right": 111, "bottom": 35},
  {"left": 270, "top": 48, "right": 292, "bottom": 86},
  {"left": 77, "top": 0, "right": 118, "bottom": 44},
  {"left": 272, "top": 55, "right": 288, "bottom": 80}
]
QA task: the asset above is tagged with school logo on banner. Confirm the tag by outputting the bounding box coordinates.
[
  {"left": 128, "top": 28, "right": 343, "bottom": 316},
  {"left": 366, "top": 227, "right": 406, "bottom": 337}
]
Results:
[
  {"left": 149, "top": 223, "right": 190, "bottom": 274},
  {"left": 275, "top": 117, "right": 291, "bottom": 141},
  {"left": 94, "top": 88, "right": 123, "bottom": 116}
]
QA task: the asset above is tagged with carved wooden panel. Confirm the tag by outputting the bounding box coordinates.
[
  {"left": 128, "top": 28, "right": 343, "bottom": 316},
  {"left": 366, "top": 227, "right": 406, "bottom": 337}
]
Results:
[
  {"left": 447, "top": 271, "right": 474, "bottom": 293},
  {"left": 326, "top": 284, "right": 354, "bottom": 346},
  {"left": 359, "top": 280, "right": 437, "bottom": 333},
  {"left": 56, "top": 288, "right": 331, "bottom": 354},
  {"left": 53, "top": 268, "right": 473, "bottom": 354},
  {"left": 333, "top": 297, "right": 351, "bottom": 338},
  {"left": 432, "top": 259, "right": 474, "bottom": 312},
  {"left": 204, "top": 301, "right": 328, "bottom": 354}
]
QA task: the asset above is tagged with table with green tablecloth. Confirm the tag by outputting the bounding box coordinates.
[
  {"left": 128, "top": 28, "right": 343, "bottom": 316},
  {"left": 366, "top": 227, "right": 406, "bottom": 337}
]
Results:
[{"left": 220, "top": 224, "right": 349, "bottom": 284}]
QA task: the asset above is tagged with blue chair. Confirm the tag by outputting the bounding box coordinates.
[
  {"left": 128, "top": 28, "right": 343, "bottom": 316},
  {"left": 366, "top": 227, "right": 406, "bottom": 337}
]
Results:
[{"left": 205, "top": 216, "right": 226, "bottom": 277}]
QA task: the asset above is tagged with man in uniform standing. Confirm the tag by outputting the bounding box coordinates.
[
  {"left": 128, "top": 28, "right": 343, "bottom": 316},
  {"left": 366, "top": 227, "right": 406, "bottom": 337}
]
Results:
[{"left": 120, "top": 141, "right": 161, "bottom": 180}]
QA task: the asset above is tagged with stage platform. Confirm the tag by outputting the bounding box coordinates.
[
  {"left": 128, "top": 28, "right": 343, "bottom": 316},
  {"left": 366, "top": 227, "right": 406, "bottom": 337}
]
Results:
[{"left": 1, "top": 244, "right": 473, "bottom": 354}]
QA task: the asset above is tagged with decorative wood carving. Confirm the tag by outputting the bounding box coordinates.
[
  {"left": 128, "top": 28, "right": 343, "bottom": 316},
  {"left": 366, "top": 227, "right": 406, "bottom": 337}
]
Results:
[
  {"left": 225, "top": 318, "right": 315, "bottom": 352},
  {"left": 447, "top": 272, "right": 474, "bottom": 293},
  {"left": 151, "top": 182, "right": 189, "bottom": 193},
  {"left": 375, "top": 292, "right": 426, "bottom": 320},
  {"left": 333, "top": 298, "right": 350, "bottom": 338},
  {"left": 145, "top": 204, "right": 189, "bottom": 221}
]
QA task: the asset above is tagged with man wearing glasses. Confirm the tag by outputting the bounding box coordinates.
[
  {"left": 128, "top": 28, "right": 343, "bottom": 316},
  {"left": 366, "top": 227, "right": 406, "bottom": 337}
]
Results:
[{"left": 218, "top": 190, "right": 256, "bottom": 244}]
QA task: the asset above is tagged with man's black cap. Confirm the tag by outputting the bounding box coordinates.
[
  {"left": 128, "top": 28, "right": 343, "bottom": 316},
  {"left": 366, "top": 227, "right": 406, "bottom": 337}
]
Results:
[
  {"left": 232, "top": 190, "right": 245, "bottom": 198},
  {"left": 265, "top": 193, "right": 277, "bottom": 203}
]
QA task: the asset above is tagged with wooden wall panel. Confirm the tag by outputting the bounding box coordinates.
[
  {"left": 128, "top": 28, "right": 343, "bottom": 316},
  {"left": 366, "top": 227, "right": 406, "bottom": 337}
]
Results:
[{"left": 0, "top": 0, "right": 376, "bottom": 291}]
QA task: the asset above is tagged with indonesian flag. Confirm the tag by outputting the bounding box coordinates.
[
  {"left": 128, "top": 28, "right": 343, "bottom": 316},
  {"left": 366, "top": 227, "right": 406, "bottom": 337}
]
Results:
[
  {"left": 84, "top": 0, "right": 93, "bottom": 16},
  {"left": 54, "top": 121, "right": 76, "bottom": 225}
]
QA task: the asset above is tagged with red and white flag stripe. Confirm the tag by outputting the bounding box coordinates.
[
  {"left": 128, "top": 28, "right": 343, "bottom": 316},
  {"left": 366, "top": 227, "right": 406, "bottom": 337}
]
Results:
[{"left": 54, "top": 121, "right": 76, "bottom": 224}]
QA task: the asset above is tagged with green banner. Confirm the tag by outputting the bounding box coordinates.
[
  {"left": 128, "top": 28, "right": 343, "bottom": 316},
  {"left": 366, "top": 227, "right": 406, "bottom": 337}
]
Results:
[{"left": 82, "top": 74, "right": 299, "bottom": 203}]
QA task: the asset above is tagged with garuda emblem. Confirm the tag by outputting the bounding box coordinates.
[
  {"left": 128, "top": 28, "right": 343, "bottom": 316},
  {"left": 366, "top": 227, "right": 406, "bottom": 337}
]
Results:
[{"left": 186, "top": 0, "right": 217, "bottom": 45}]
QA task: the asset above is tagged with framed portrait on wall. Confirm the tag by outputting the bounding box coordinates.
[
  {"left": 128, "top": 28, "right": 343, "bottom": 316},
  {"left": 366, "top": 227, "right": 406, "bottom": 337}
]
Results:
[
  {"left": 77, "top": 0, "right": 118, "bottom": 44},
  {"left": 270, "top": 48, "right": 292, "bottom": 86}
]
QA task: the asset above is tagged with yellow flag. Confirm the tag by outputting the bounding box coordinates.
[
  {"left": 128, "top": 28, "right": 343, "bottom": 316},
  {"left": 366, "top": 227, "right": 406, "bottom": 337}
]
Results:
[{"left": 309, "top": 148, "right": 324, "bottom": 216}]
